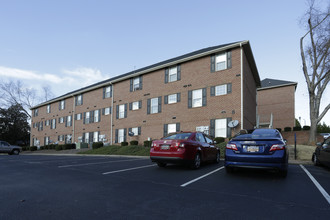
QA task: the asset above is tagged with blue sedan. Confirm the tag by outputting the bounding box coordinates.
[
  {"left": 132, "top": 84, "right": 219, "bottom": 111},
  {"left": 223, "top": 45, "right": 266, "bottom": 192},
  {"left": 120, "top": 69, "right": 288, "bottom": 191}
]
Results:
[{"left": 225, "top": 129, "right": 288, "bottom": 177}]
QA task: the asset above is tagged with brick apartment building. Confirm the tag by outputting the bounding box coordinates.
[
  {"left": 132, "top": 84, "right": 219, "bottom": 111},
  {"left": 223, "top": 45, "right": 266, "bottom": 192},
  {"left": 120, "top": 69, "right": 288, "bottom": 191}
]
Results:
[
  {"left": 30, "top": 40, "right": 261, "bottom": 146},
  {"left": 257, "top": 78, "right": 297, "bottom": 129}
]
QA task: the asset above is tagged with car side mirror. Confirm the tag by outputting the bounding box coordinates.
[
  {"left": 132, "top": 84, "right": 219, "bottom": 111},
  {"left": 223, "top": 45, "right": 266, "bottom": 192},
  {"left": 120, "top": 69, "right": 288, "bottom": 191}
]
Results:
[{"left": 284, "top": 139, "right": 287, "bottom": 144}]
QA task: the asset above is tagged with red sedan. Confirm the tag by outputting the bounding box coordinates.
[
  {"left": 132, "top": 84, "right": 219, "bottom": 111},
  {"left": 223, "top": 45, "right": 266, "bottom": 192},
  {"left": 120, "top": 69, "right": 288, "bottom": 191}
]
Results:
[{"left": 150, "top": 132, "right": 220, "bottom": 169}]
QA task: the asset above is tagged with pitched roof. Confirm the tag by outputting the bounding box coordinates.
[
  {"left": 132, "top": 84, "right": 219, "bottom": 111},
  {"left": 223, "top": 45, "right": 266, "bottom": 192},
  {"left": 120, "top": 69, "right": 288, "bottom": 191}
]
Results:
[
  {"left": 259, "top": 78, "right": 297, "bottom": 90},
  {"left": 31, "top": 40, "right": 260, "bottom": 109}
]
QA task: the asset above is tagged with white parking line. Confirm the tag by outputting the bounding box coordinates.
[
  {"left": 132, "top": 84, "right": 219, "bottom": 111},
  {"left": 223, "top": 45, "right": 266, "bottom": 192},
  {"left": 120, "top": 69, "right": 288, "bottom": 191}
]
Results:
[
  {"left": 300, "top": 164, "right": 330, "bottom": 205},
  {"left": 181, "top": 166, "right": 224, "bottom": 187},
  {"left": 103, "top": 164, "right": 156, "bottom": 175},
  {"left": 58, "top": 158, "right": 144, "bottom": 168}
]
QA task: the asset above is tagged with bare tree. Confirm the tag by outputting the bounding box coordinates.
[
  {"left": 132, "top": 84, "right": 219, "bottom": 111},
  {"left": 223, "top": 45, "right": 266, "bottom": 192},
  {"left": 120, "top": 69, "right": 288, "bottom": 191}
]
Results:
[
  {"left": 42, "top": 86, "right": 55, "bottom": 102},
  {"left": 300, "top": 0, "right": 330, "bottom": 144}
]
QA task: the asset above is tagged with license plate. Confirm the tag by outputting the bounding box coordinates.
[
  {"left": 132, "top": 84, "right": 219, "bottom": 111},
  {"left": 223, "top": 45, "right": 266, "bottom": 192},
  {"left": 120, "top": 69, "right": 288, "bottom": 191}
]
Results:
[
  {"left": 161, "top": 145, "right": 170, "bottom": 150},
  {"left": 247, "top": 146, "right": 259, "bottom": 152}
]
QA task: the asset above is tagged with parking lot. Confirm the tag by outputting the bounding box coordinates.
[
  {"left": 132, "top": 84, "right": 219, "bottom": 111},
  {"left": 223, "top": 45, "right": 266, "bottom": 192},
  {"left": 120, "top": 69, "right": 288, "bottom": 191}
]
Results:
[{"left": 1, "top": 154, "right": 330, "bottom": 220}]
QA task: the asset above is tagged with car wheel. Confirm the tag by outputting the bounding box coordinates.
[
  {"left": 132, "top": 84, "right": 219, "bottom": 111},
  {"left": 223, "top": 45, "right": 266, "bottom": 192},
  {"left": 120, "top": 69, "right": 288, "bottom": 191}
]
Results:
[
  {"left": 312, "top": 154, "right": 320, "bottom": 166},
  {"left": 157, "top": 162, "right": 166, "bottom": 168},
  {"left": 12, "top": 149, "right": 20, "bottom": 155},
  {"left": 191, "top": 153, "right": 201, "bottom": 169},
  {"left": 214, "top": 151, "right": 220, "bottom": 163}
]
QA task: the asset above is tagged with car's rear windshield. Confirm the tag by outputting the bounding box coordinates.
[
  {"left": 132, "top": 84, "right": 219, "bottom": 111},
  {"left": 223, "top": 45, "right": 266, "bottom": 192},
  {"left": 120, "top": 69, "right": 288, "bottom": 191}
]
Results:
[
  {"left": 162, "top": 133, "right": 192, "bottom": 140},
  {"left": 233, "top": 129, "right": 281, "bottom": 140}
]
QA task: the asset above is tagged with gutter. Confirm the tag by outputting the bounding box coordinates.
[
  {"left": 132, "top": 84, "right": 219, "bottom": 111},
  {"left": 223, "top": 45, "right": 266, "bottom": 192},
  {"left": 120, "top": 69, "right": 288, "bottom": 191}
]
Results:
[
  {"left": 110, "top": 83, "right": 114, "bottom": 145},
  {"left": 240, "top": 43, "right": 244, "bottom": 130},
  {"left": 30, "top": 41, "right": 250, "bottom": 109}
]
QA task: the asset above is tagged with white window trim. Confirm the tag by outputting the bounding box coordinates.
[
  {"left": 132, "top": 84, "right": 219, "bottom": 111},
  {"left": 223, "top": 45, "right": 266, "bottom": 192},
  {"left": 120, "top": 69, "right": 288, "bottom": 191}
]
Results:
[
  {"left": 118, "top": 129, "right": 124, "bottom": 143},
  {"left": 169, "top": 66, "right": 178, "bottom": 82},
  {"left": 215, "top": 119, "right": 227, "bottom": 138},
  {"left": 215, "top": 84, "right": 227, "bottom": 96},
  {"left": 132, "top": 101, "right": 139, "bottom": 110},
  {"left": 119, "top": 104, "right": 125, "bottom": 119},
  {"left": 168, "top": 124, "right": 176, "bottom": 134},
  {"left": 168, "top": 94, "right": 177, "bottom": 104},
  {"left": 151, "top": 98, "right": 158, "bottom": 114},
  {"left": 132, "top": 127, "right": 138, "bottom": 136},
  {"left": 192, "top": 89, "right": 203, "bottom": 108},
  {"left": 104, "top": 107, "right": 111, "bottom": 115},
  {"left": 215, "top": 53, "right": 227, "bottom": 71}
]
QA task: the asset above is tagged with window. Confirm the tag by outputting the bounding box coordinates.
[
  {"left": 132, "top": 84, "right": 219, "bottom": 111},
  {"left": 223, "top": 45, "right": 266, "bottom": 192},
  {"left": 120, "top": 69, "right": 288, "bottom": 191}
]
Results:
[
  {"left": 66, "top": 134, "right": 72, "bottom": 144},
  {"left": 59, "top": 117, "right": 64, "bottom": 124},
  {"left": 59, "top": 100, "right": 65, "bottom": 110},
  {"left": 188, "top": 88, "right": 206, "bottom": 108},
  {"left": 168, "top": 94, "right": 177, "bottom": 104},
  {"left": 164, "top": 123, "right": 180, "bottom": 136},
  {"left": 118, "top": 129, "right": 124, "bottom": 143},
  {"left": 85, "top": 112, "right": 90, "bottom": 124},
  {"left": 45, "top": 136, "right": 50, "bottom": 145},
  {"left": 47, "top": 105, "right": 51, "bottom": 114},
  {"left": 129, "top": 127, "right": 141, "bottom": 136},
  {"left": 215, "top": 119, "right": 227, "bottom": 138},
  {"left": 205, "top": 136, "right": 213, "bottom": 144},
  {"left": 103, "top": 107, "right": 111, "bottom": 115},
  {"left": 93, "top": 131, "right": 99, "bottom": 142},
  {"left": 51, "top": 119, "right": 56, "bottom": 129},
  {"left": 34, "top": 109, "right": 38, "bottom": 117},
  {"left": 165, "top": 65, "right": 181, "bottom": 83},
  {"left": 94, "top": 110, "right": 100, "bottom": 123},
  {"left": 211, "top": 83, "right": 231, "bottom": 96},
  {"left": 45, "top": 120, "right": 50, "bottom": 126},
  {"left": 132, "top": 101, "right": 139, "bottom": 110},
  {"left": 195, "top": 133, "right": 206, "bottom": 143},
  {"left": 103, "top": 86, "right": 112, "bottom": 98},
  {"left": 211, "top": 51, "right": 232, "bottom": 72},
  {"left": 38, "top": 121, "right": 43, "bottom": 131},
  {"left": 130, "top": 76, "right": 142, "bottom": 92},
  {"left": 66, "top": 115, "right": 72, "bottom": 127},
  {"left": 119, "top": 104, "right": 125, "bottom": 119},
  {"left": 192, "top": 89, "right": 202, "bottom": 108},
  {"left": 58, "top": 135, "right": 64, "bottom": 142},
  {"left": 84, "top": 132, "right": 89, "bottom": 143},
  {"left": 76, "top": 113, "right": 82, "bottom": 120},
  {"left": 151, "top": 98, "right": 158, "bottom": 114},
  {"left": 76, "top": 94, "right": 83, "bottom": 106}
]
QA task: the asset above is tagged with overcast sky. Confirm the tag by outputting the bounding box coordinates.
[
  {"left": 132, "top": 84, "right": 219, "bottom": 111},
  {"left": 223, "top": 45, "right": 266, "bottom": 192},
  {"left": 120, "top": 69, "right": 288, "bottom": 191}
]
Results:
[{"left": 0, "top": 0, "right": 329, "bottom": 125}]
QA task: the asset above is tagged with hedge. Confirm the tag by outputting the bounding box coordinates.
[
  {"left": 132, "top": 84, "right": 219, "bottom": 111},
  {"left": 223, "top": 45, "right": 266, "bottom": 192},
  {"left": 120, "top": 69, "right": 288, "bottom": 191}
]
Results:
[
  {"left": 214, "top": 137, "right": 225, "bottom": 143},
  {"left": 144, "top": 140, "right": 152, "bottom": 148},
  {"left": 92, "top": 142, "right": 104, "bottom": 149},
  {"left": 284, "top": 127, "right": 292, "bottom": 132},
  {"left": 303, "top": 126, "right": 310, "bottom": 130},
  {"left": 293, "top": 126, "right": 302, "bottom": 131},
  {"left": 30, "top": 146, "right": 37, "bottom": 151}
]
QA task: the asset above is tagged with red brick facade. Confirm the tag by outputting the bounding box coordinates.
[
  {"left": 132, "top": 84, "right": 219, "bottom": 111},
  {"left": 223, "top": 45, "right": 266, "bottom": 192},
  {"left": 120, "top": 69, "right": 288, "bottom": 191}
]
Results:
[{"left": 30, "top": 41, "right": 260, "bottom": 146}]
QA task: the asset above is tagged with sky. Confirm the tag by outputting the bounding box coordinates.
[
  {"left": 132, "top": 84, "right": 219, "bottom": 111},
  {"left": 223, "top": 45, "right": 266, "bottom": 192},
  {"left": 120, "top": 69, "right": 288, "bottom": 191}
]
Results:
[{"left": 0, "top": 0, "right": 329, "bottom": 125}]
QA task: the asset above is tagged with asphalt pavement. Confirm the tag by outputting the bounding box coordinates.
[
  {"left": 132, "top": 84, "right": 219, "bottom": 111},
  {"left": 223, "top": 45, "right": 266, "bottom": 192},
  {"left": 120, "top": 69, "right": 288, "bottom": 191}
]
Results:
[{"left": 0, "top": 154, "right": 329, "bottom": 220}]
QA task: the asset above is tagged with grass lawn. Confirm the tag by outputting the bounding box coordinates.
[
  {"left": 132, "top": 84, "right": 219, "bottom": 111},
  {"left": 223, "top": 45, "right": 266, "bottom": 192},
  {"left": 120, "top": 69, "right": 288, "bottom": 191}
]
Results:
[
  {"left": 78, "top": 145, "right": 150, "bottom": 156},
  {"left": 294, "top": 145, "right": 316, "bottom": 161}
]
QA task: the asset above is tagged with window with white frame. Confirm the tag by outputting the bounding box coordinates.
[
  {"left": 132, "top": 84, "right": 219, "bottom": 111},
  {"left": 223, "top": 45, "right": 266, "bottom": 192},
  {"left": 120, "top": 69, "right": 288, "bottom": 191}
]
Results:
[
  {"left": 215, "top": 119, "right": 227, "bottom": 138},
  {"left": 51, "top": 119, "right": 56, "bottom": 129},
  {"left": 104, "top": 107, "right": 111, "bottom": 115},
  {"left": 45, "top": 120, "right": 50, "bottom": 126},
  {"left": 76, "top": 94, "right": 83, "bottom": 106},
  {"left": 60, "top": 100, "right": 65, "bottom": 110},
  {"left": 215, "top": 53, "right": 227, "bottom": 71},
  {"left": 192, "top": 89, "right": 203, "bottom": 108},
  {"left": 85, "top": 112, "right": 90, "bottom": 124},
  {"left": 133, "top": 77, "right": 140, "bottom": 91},
  {"left": 45, "top": 137, "right": 50, "bottom": 145},
  {"left": 84, "top": 132, "right": 89, "bottom": 143},
  {"left": 132, "top": 101, "right": 139, "bottom": 110},
  {"left": 169, "top": 66, "right": 178, "bottom": 82},
  {"left": 66, "top": 134, "right": 72, "bottom": 144},
  {"left": 59, "top": 117, "right": 64, "bottom": 124},
  {"left": 34, "top": 109, "right": 38, "bottom": 117},
  {"left": 151, "top": 98, "right": 158, "bottom": 114},
  {"left": 104, "top": 86, "right": 111, "bottom": 98},
  {"left": 215, "top": 84, "right": 227, "bottom": 96},
  {"left": 76, "top": 113, "right": 82, "bottom": 120},
  {"left": 58, "top": 135, "right": 64, "bottom": 142},
  {"left": 93, "top": 131, "right": 99, "bottom": 142},
  {"left": 118, "top": 129, "right": 124, "bottom": 143},
  {"left": 94, "top": 110, "right": 100, "bottom": 123},
  {"left": 168, "top": 94, "right": 177, "bottom": 104},
  {"left": 132, "top": 127, "right": 139, "bottom": 136},
  {"left": 119, "top": 104, "right": 125, "bottom": 119},
  {"left": 66, "top": 115, "right": 72, "bottom": 126},
  {"left": 47, "top": 105, "right": 51, "bottom": 113},
  {"left": 168, "top": 123, "right": 177, "bottom": 134}
]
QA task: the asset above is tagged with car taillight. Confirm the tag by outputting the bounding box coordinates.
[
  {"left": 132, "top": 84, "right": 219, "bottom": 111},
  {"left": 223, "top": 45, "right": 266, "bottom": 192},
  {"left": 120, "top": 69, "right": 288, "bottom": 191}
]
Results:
[
  {"left": 269, "top": 144, "right": 285, "bottom": 152},
  {"left": 226, "top": 144, "right": 238, "bottom": 151},
  {"left": 151, "top": 142, "right": 157, "bottom": 148},
  {"left": 175, "top": 142, "right": 185, "bottom": 148}
]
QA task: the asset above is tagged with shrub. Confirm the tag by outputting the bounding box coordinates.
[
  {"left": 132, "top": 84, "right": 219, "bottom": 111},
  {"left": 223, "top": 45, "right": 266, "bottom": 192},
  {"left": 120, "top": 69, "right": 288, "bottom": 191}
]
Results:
[
  {"left": 121, "top": 142, "right": 128, "bottom": 146},
  {"left": 293, "top": 126, "right": 302, "bottom": 131},
  {"left": 92, "top": 142, "right": 104, "bottom": 149},
  {"left": 55, "top": 145, "right": 62, "bottom": 151},
  {"left": 40, "top": 146, "right": 45, "bottom": 150},
  {"left": 214, "top": 137, "right": 225, "bottom": 144},
  {"left": 276, "top": 128, "right": 282, "bottom": 133},
  {"left": 144, "top": 140, "right": 152, "bottom": 148},
  {"left": 30, "top": 146, "right": 37, "bottom": 151},
  {"left": 284, "top": 127, "right": 292, "bottom": 132},
  {"left": 22, "top": 146, "right": 29, "bottom": 151},
  {"left": 130, "top": 140, "right": 138, "bottom": 146},
  {"left": 303, "top": 126, "right": 310, "bottom": 131}
]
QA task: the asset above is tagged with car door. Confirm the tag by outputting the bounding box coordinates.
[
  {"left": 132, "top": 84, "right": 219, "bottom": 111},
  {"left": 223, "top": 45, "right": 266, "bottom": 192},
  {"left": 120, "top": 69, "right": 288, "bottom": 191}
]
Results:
[
  {"left": 204, "top": 134, "right": 217, "bottom": 160},
  {"left": 320, "top": 139, "right": 330, "bottom": 168},
  {"left": 196, "top": 133, "right": 210, "bottom": 161},
  {"left": 0, "top": 141, "right": 10, "bottom": 152}
]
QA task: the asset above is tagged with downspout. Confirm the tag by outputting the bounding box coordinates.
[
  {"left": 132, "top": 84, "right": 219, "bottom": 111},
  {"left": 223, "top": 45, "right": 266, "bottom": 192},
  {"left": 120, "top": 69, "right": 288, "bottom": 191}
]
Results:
[
  {"left": 72, "top": 95, "right": 75, "bottom": 143},
  {"left": 240, "top": 43, "right": 244, "bottom": 129},
  {"left": 110, "top": 83, "right": 114, "bottom": 145}
]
